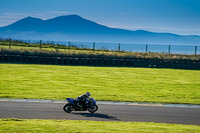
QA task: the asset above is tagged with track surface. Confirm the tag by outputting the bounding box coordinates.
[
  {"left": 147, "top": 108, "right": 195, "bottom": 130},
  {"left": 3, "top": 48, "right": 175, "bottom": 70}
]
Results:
[{"left": 0, "top": 101, "right": 200, "bottom": 125}]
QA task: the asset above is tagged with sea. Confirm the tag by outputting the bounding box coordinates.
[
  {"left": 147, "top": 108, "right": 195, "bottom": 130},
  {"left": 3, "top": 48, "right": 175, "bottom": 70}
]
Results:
[
  {"left": 21, "top": 40, "right": 200, "bottom": 55},
  {"left": 69, "top": 41, "right": 200, "bottom": 55}
]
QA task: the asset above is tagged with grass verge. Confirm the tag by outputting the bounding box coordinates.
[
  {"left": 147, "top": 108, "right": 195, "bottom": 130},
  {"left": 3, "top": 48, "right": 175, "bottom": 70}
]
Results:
[
  {"left": 1, "top": 45, "right": 200, "bottom": 61},
  {"left": 0, "top": 63, "right": 200, "bottom": 104},
  {"left": 0, "top": 119, "right": 200, "bottom": 133}
]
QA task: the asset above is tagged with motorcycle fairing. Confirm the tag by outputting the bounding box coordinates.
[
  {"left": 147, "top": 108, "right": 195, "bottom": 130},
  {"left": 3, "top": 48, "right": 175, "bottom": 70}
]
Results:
[
  {"left": 91, "top": 98, "right": 96, "bottom": 105},
  {"left": 66, "top": 98, "right": 75, "bottom": 105}
]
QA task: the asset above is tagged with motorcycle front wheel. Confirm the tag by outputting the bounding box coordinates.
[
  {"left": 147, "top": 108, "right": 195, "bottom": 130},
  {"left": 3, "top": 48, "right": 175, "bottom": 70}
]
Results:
[
  {"left": 88, "top": 105, "right": 98, "bottom": 113},
  {"left": 63, "top": 103, "right": 73, "bottom": 113}
]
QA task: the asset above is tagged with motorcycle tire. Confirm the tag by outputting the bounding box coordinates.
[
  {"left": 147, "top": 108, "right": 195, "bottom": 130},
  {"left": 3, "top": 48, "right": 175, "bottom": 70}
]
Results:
[
  {"left": 88, "top": 105, "right": 98, "bottom": 113},
  {"left": 63, "top": 103, "right": 73, "bottom": 113}
]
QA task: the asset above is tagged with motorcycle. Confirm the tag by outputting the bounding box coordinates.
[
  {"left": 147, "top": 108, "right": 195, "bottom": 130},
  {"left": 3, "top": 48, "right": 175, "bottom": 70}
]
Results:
[{"left": 63, "top": 97, "right": 98, "bottom": 113}]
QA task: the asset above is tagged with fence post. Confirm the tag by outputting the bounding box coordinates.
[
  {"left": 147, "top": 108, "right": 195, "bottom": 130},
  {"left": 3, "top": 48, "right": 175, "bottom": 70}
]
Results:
[
  {"left": 168, "top": 45, "right": 171, "bottom": 54},
  {"left": 9, "top": 39, "right": 12, "bottom": 48},
  {"left": 40, "top": 40, "right": 42, "bottom": 49},
  {"left": 68, "top": 41, "right": 70, "bottom": 51},
  {"left": 195, "top": 45, "right": 197, "bottom": 55},
  {"left": 118, "top": 43, "right": 121, "bottom": 52},
  {"left": 93, "top": 42, "right": 95, "bottom": 52},
  {"left": 145, "top": 44, "right": 148, "bottom": 53}
]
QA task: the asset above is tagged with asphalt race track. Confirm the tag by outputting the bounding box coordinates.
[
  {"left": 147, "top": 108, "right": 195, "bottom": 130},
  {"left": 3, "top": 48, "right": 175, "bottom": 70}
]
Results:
[{"left": 0, "top": 101, "right": 200, "bottom": 125}]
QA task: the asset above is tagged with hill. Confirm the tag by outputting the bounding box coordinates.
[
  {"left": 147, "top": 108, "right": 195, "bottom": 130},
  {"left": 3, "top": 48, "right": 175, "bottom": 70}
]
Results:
[{"left": 0, "top": 15, "right": 200, "bottom": 45}]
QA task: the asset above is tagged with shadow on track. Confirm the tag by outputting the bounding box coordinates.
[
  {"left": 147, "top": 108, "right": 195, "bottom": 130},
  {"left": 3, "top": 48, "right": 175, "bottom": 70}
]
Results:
[{"left": 73, "top": 113, "right": 121, "bottom": 121}]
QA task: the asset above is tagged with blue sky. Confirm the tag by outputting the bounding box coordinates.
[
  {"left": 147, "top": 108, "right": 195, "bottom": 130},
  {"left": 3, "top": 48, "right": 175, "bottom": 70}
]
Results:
[{"left": 0, "top": 0, "right": 200, "bottom": 35}]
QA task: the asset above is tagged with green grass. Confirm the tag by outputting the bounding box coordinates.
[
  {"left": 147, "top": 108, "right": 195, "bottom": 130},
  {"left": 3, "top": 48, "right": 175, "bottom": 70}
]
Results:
[
  {"left": 0, "top": 63, "right": 200, "bottom": 104},
  {"left": 0, "top": 119, "right": 199, "bottom": 133}
]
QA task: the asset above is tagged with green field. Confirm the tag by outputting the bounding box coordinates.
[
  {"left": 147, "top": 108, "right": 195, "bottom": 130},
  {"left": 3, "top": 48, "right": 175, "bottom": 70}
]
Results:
[
  {"left": 0, "top": 119, "right": 199, "bottom": 133},
  {"left": 0, "top": 63, "right": 200, "bottom": 104}
]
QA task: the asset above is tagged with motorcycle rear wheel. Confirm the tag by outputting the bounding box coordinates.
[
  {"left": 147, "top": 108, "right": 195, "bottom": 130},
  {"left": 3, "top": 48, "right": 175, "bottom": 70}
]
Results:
[
  {"left": 88, "top": 105, "right": 98, "bottom": 113},
  {"left": 63, "top": 103, "right": 73, "bottom": 113}
]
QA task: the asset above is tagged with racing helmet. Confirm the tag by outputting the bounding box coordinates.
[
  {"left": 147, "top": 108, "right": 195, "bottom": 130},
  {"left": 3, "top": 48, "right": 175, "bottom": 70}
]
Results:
[{"left": 86, "top": 92, "right": 91, "bottom": 97}]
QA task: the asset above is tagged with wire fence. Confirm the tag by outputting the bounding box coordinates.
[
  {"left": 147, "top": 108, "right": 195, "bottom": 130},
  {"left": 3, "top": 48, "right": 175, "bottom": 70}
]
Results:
[{"left": 0, "top": 38, "right": 199, "bottom": 55}]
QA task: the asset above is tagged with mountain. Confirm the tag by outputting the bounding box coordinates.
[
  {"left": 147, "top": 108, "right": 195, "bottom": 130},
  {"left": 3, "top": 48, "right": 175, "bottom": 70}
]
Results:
[{"left": 0, "top": 14, "right": 200, "bottom": 45}]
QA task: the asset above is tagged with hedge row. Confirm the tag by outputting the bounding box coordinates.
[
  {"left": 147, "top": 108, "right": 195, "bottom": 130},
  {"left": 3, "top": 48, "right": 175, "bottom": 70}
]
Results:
[{"left": 0, "top": 54, "right": 199, "bottom": 70}]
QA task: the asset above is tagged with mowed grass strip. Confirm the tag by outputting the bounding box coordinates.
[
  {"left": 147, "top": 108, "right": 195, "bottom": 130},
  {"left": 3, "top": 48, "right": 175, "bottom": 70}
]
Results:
[
  {"left": 0, "top": 119, "right": 200, "bottom": 133},
  {"left": 0, "top": 63, "right": 200, "bottom": 104}
]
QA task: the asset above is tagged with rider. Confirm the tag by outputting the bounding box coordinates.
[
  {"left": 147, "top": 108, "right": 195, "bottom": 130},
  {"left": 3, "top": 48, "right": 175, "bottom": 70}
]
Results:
[{"left": 75, "top": 92, "right": 91, "bottom": 109}]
